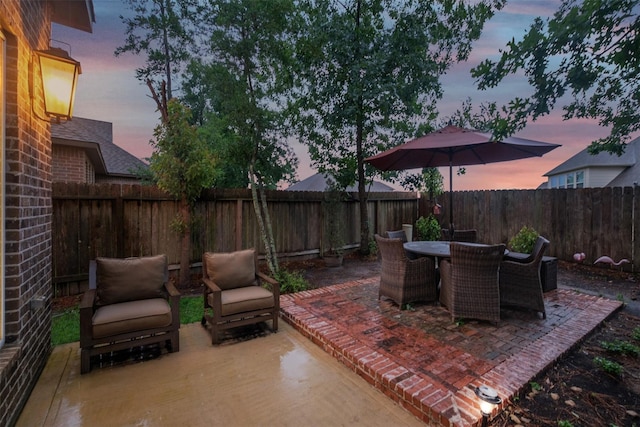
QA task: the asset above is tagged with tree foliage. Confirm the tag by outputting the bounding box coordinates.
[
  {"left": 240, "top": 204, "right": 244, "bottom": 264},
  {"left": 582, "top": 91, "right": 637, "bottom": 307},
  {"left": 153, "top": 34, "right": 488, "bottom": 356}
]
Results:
[
  {"left": 149, "top": 99, "right": 218, "bottom": 205},
  {"left": 186, "top": 0, "right": 299, "bottom": 275},
  {"left": 293, "top": 0, "right": 505, "bottom": 253},
  {"left": 115, "top": 0, "right": 201, "bottom": 120},
  {"left": 150, "top": 99, "right": 219, "bottom": 286},
  {"left": 472, "top": 0, "right": 640, "bottom": 155}
]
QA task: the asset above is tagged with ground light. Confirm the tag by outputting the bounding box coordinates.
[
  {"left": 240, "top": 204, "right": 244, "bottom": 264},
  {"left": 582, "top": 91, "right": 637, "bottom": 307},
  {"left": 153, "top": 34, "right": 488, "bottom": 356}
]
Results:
[{"left": 475, "top": 384, "right": 502, "bottom": 427}]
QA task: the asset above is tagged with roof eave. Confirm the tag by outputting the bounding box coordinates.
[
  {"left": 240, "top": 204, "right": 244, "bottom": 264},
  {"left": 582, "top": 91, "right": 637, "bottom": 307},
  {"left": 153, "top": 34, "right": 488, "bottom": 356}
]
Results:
[
  {"left": 50, "top": 0, "right": 96, "bottom": 33},
  {"left": 52, "top": 137, "right": 107, "bottom": 175}
]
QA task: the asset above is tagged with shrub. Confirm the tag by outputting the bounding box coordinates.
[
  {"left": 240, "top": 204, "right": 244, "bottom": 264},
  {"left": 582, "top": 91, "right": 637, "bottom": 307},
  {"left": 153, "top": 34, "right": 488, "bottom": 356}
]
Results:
[
  {"left": 415, "top": 214, "right": 441, "bottom": 241},
  {"left": 593, "top": 356, "right": 623, "bottom": 376},
  {"left": 276, "top": 269, "right": 309, "bottom": 294},
  {"left": 600, "top": 339, "right": 640, "bottom": 357},
  {"left": 508, "top": 226, "right": 539, "bottom": 253}
]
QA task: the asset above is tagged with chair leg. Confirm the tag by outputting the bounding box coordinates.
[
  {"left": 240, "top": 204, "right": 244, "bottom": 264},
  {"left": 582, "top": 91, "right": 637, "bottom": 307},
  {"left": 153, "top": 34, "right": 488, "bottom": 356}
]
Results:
[
  {"left": 272, "top": 314, "right": 278, "bottom": 332},
  {"left": 81, "top": 349, "right": 91, "bottom": 375},
  {"left": 169, "top": 331, "right": 180, "bottom": 352},
  {"left": 211, "top": 324, "right": 220, "bottom": 345}
]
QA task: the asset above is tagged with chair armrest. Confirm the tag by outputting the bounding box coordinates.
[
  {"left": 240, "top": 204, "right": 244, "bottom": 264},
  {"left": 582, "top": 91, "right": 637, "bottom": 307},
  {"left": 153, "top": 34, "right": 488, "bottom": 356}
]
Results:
[
  {"left": 257, "top": 271, "right": 280, "bottom": 298},
  {"left": 408, "top": 256, "right": 434, "bottom": 268},
  {"left": 500, "top": 260, "right": 541, "bottom": 288},
  {"left": 165, "top": 281, "right": 181, "bottom": 298},
  {"left": 257, "top": 271, "right": 278, "bottom": 287},
  {"left": 79, "top": 289, "right": 96, "bottom": 346},
  {"left": 80, "top": 288, "right": 96, "bottom": 310},
  {"left": 503, "top": 252, "right": 532, "bottom": 264},
  {"left": 164, "top": 282, "right": 180, "bottom": 327},
  {"left": 202, "top": 277, "right": 222, "bottom": 293}
]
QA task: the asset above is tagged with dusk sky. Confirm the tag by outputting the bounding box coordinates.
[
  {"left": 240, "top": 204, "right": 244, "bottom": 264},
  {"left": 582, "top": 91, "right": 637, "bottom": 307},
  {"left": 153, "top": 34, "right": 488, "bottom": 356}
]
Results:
[{"left": 52, "top": 0, "right": 632, "bottom": 191}]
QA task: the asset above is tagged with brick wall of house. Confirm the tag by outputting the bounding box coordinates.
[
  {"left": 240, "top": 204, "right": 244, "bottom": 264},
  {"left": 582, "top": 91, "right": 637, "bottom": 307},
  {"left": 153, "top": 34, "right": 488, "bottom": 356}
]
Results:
[
  {"left": 52, "top": 144, "right": 94, "bottom": 183},
  {"left": 0, "top": 2, "right": 55, "bottom": 425}
]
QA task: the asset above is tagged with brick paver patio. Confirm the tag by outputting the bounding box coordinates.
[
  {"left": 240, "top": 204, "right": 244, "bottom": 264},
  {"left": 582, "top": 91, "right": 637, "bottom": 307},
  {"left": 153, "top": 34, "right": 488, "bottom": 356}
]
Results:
[{"left": 280, "top": 278, "right": 622, "bottom": 426}]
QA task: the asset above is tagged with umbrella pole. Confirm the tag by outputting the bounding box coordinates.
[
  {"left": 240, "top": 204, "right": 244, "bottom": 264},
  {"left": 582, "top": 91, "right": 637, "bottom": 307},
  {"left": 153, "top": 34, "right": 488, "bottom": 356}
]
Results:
[{"left": 449, "top": 160, "right": 454, "bottom": 236}]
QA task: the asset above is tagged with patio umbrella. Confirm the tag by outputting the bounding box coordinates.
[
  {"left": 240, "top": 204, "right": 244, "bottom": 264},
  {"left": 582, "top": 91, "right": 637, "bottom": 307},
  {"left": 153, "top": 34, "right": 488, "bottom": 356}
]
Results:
[{"left": 365, "top": 125, "right": 560, "bottom": 229}]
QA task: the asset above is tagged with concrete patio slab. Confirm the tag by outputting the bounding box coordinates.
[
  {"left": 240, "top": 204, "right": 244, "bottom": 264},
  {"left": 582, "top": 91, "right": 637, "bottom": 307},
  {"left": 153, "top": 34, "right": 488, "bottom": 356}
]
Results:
[{"left": 17, "top": 322, "right": 422, "bottom": 427}]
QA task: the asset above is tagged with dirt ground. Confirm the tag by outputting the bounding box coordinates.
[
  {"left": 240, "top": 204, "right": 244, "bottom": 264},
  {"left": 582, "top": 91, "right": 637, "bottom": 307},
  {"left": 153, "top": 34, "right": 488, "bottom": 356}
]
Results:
[{"left": 54, "top": 253, "right": 640, "bottom": 426}]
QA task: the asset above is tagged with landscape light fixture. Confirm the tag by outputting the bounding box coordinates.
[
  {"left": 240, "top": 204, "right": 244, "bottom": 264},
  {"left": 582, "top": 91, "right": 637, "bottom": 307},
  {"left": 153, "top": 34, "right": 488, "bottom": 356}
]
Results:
[
  {"left": 34, "top": 47, "right": 81, "bottom": 121},
  {"left": 475, "top": 384, "right": 502, "bottom": 427}
]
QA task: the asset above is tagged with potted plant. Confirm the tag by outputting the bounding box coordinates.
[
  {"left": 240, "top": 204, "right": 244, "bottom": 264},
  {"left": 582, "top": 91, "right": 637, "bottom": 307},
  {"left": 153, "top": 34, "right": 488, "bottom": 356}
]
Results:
[
  {"left": 323, "top": 188, "right": 345, "bottom": 267},
  {"left": 508, "top": 226, "right": 539, "bottom": 253},
  {"left": 415, "top": 214, "right": 441, "bottom": 241}
]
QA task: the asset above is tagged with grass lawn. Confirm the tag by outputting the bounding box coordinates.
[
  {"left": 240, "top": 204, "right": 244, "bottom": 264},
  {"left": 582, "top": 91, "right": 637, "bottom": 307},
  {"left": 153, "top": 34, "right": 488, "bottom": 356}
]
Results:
[{"left": 51, "top": 296, "right": 204, "bottom": 346}]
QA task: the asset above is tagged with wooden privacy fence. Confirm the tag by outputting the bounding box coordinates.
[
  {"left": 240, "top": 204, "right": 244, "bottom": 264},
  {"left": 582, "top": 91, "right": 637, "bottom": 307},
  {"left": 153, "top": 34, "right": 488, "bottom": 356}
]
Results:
[
  {"left": 52, "top": 183, "right": 639, "bottom": 296},
  {"left": 52, "top": 183, "right": 419, "bottom": 295},
  {"left": 432, "top": 186, "right": 639, "bottom": 270}
]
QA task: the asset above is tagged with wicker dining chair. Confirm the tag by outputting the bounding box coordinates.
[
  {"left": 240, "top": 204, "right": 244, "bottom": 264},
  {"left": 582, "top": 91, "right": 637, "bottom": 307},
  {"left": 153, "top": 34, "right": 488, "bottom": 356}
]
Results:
[
  {"left": 499, "top": 236, "right": 550, "bottom": 319},
  {"left": 440, "top": 228, "right": 478, "bottom": 243},
  {"left": 385, "top": 230, "right": 407, "bottom": 242},
  {"left": 439, "top": 242, "right": 505, "bottom": 323},
  {"left": 375, "top": 234, "right": 437, "bottom": 307}
]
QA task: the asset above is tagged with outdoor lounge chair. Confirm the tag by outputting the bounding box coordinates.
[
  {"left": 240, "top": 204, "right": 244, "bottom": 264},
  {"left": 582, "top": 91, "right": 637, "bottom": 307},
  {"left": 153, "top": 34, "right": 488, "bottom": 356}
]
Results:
[
  {"left": 80, "top": 254, "right": 180, "bottom": 374},
  {"left": 499, "top": 236, "right": 550, "bottom": 319},
  {"left": 201, "top": 249, "right": 279, "bottom": 345},
  {"left": 439, "top": 242, "right": 505, "bottom": 323},
  {"left": 375, "top": 234, "right": 437, "bottom": 306},
  {"left": 440, "top": 228, "right": 478, "bottom": 243}
]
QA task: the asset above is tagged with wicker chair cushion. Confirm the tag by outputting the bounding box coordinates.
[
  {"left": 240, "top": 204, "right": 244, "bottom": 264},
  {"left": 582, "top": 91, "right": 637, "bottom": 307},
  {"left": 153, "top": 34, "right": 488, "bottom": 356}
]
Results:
[
  {"left": 95, "top": 254, "right": 167, "bottom": 306},
  {"left": 204, "top": 249, "right": 256, "bottom": 290},
  {"left": 208, "top": 286, "right": 275, "bottom": 316},
  {"left": 92, "top": 298, "right": 172, "bottom": 339}
]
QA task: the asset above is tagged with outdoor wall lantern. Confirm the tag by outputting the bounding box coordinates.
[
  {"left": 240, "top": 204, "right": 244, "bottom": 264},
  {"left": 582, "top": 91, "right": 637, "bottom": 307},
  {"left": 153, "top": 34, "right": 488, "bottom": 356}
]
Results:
[
  {"left": 34, "top": 47, "right": 81, "bottom": 121},
  {"left": 475, "top": 385, "right": 502, "bottom": 427}
]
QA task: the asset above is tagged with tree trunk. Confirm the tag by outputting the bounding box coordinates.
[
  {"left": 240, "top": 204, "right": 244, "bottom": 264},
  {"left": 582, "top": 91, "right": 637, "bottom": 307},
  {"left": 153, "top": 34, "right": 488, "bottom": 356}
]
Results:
[
  {"left": 249, "top": 168, "right": 278, "bottom": 276},
  {"left": 179, "top": 197, "right": 191, "bottom": 287},
  {"left": 354, "top": 0, "right": 370, "bottom": 255}
]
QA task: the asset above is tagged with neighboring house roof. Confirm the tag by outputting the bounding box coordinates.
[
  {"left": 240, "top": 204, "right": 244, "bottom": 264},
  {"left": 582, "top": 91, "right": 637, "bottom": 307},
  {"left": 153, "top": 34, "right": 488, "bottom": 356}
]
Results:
[
  {"left": 286, "top": 173, "right": 394, "bottom": 192},
  {"left": 51, "top": 117, "right": 148, "bottom": 178},
  {"left": 607, "top": 138, "right": 640, "bottom": 187},
  {"left": 544, "top": 136, "right": 639, "bottom": 183}
]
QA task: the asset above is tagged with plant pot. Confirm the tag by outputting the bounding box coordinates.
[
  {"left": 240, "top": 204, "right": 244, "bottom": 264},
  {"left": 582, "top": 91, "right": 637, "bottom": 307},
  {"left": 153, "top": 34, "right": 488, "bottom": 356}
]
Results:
[{"left": 323, "top": 254, "right": 343, "bottom": 268}]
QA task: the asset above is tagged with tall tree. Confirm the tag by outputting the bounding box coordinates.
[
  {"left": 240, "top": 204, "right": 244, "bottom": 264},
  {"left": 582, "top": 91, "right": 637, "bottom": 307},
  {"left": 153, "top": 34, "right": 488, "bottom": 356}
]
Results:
[
  {"left": 150, "top": 100, "right": 219, "bottom": 286},
  {"left": 191, "top": 0, "right": 299, "bottom": 275},
  {"left": 293, "top": 0, "right": 506, "bottom": 254},
  {"left": 115, "top": 0, "right": 201, "bottom": 120},
  {"left": 116, "top": 0, "right": 211, "bottom": 287},
  {"left": 472, "top": 0, "right": 640, "bottom": 155}
]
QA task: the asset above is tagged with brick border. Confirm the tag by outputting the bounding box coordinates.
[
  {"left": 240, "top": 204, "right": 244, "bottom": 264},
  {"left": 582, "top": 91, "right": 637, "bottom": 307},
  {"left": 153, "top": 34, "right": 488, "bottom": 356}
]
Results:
[{"left": 280, "top": 280, "right": 622, "bottom": 426}]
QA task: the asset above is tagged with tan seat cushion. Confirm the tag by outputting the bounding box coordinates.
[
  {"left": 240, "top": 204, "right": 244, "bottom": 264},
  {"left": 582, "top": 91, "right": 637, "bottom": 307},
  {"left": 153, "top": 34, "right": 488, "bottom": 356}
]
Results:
[
  {"left": 96, "top": 254, "right": 167, "bottom": 306},
  {"left": 92, "top": 298, "right": 172, "bottom": 339},
  {"left": 208, "top": 286, "right": 274, "bottom": 317},
  {"left": 203, "top": 249, "right": 256, "bottom": 290}
]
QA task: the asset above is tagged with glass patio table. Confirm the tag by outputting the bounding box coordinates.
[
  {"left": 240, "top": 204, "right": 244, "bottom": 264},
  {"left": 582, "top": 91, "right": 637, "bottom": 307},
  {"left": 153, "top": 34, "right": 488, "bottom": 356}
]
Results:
[{"left": 404, "top": 241, "right": 509, "bottom": 259}]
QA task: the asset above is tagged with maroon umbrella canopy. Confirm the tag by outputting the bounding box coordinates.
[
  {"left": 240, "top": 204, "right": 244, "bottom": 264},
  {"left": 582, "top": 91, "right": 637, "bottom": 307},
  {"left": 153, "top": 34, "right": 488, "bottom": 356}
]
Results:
[
  {"left": 365, "top": 125, "right": 561, "bottom": 228},
  {"left": 365, "top": 125, "right": 560, "bottom": 171}
]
